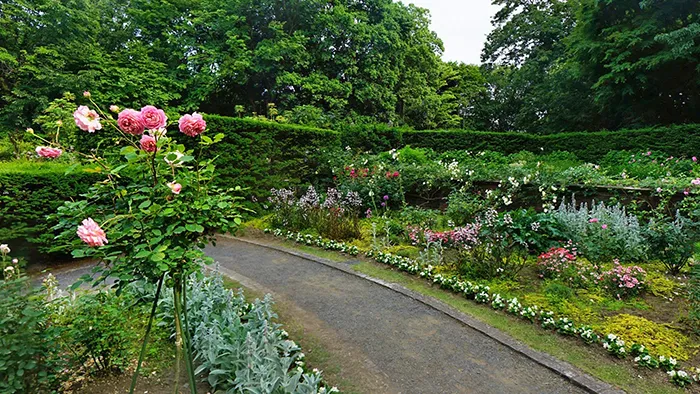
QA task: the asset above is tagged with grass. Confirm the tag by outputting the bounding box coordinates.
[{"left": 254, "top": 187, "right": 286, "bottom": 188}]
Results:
[
  {"left": 351, "top": 260, "right": 685, "bottom": 394},
  {"left": 220, "top": 276, "right": 360, "bottom": 394}
]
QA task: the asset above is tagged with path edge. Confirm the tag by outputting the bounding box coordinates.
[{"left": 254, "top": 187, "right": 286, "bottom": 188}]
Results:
[{"left": 220, "top": 234, "right": 624, "bottom": 394}]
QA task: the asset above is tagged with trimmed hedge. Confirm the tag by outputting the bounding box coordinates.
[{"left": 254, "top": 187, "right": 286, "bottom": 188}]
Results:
[
  {"left": 0, "top": 162, "right": 100, "bottom": 262},
  {"left": 198, "top": 116, "right": 340, "bottom": 197},
  {"left": 342, "top": 124, "right": 700, "bottom": 162}
]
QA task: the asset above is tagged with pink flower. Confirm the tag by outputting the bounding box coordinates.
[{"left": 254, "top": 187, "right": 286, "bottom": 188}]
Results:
[
  {"left": 684, "top": 189, "right": 690, "bottom": 196},
  {"left": 178, "top": 112, "right": 206, "bottom": 137},
  {"left": 167, "top": 182, "right": 182, "bottom": 194},
  {"left": 35, "top": 146, "right": 63, "bottom": 159},
  {"left": 76, "top": 218, "right": 108, "bottom": 247},
  {"left": 646, "top": 151, "right": 652, "bottom": 156},
  {"left": 140, "top": 105, "right": 168, "bottom": 129},
  {"left": 601, "top": 224, "right": 608, "bottom": 230},
  {"left": 117, "top": 109, "right": 145, "bottom": 135},
  {"left": 73, "top": 106, "right": 102, "bottom": 132},
  {"left": 692, "top": 178, "right": 700, "bottom": 186},
  {"left": 109, "top": 105, "right": 119, "bottom": 113},
  {"left": 656, "top": 187, "right": 662, "bottom": 193},
  {"left": 83, "top": 91, "right": 91, "bottom": 98},
  {"left": 140, "top": 134, "right": 157, "bottom": 152},
  {"left": 589, "top": 218, "right": 599, "bottom": 223},
  {"left": 693, "top": 157, "right": 697, "bottom": 162}
]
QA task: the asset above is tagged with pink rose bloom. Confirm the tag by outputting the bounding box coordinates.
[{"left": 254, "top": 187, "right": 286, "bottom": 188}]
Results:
[
  {"left": 35, "top": 146, "right": 63, "bottom": 159},
  {"left": 167, "top": 181, "right": 182, "bottom": 194},
  {"left": 109, "top": 105, "right": 119, "bottom": 113},
  {"left": 77, "top": 218, "right": 108, "bottom": 247},
  {"left": 140, "top": 105, "right": 168, "bottom": 129},
  {"left": 73, "top": 105, "right": 102, "bottom": 132},
  {"left": 117, "top": 109, "right": 145, "bottom": 135},
  {"left": 693, "top": 157, "right": 698, "bottom": 162},
  {"left": 693, "top": 179, "right": 700, "bottom": 186},
  {"left": 656, "top": 187, "right": 662, "bottom": 193},
  {"left": 589, "top": 218, "right": 599, "bottom": 223},
  {"left": 601, "top": 224, "right": 608, "bottom": 230},
  {"left": 178, "top": 112, "right": 206, "bottom": 137},
  {"left": 140, "top": 134, "right": 157, "bottom": 152}
]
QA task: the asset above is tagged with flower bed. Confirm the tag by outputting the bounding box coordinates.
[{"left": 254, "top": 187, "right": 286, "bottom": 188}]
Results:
[{"left": 263, "top": 227, "right": 700, "bottom": 389}]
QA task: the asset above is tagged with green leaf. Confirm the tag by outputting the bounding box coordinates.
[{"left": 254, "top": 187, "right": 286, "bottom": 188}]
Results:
[
  {"left": 138, "top": 200, "right": 152, "bottom": 209},
  {"left": 150, "top": 252, "right": 165, "bottom": 262},
  {"left": 134, "top": 250, "right": 151, "bottom": 259}
]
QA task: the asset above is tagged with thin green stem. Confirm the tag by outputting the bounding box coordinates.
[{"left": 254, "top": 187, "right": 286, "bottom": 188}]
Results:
[
  {"left": 129, "top": 274, "right": 165, "bottom": 394},
  {"left": 173, "top": 277, "right": 197, "bottom": 394}
]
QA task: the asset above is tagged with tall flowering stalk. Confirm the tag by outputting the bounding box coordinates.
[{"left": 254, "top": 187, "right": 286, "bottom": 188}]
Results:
[{"left": 29, "top": 94, "right": 245, "bottom": 394}]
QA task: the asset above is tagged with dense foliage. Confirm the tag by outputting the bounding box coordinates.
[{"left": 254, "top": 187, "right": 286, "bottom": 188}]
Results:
[
  {"left": 4, "top": 0, "right": 696, "bottom": 133},
  {"left": 0, "top": 161, "right": 98, "bottom": 261}
]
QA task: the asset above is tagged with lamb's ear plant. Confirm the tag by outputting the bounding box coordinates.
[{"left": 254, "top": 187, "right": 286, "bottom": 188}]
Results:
[{"left": 28, "top": 93, "right": 247, "bottom": 394}]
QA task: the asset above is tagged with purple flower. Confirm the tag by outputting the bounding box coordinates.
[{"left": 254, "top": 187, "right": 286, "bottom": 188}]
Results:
[
  {"left": 365, "top": 208, "right": 372, "bottom": 219},
  {"left": 381, "top": 202, "right": 386, "bottom": 207},
  {"left": 383, "top": 195, "right": 389, "bottom": 201}
]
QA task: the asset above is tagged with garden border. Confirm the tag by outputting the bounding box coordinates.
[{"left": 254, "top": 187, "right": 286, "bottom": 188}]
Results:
[{"left": 222, "top": 234, "right": 624, "bottom": 394}]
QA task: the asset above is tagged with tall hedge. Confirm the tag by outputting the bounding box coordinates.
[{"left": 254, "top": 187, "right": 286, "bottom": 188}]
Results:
[
  {"left": 0, "top": 162, "right": 100, "bottom": 262},
  {"left": 197, "top": 116, "right": 340, "bottom": 197},
  {"left": 343, "top": 124, "right": 700, "bottom": 161}
]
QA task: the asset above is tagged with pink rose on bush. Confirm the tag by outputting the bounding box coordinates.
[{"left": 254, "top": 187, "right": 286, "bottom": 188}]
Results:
[
  {"left": 109, "top": 105, "right": 119, "bottom": 113},
  {"left": 140, "top": 105, "right": 168, "bottom": 129},
  {"left": 35, "top": 146, "right": 63, "bottom": 159},
  {"left": 589, "top": 218, "right": 599, "bottom": 223},
  {"left": 601, "top": 224, "right": 608, "bottom": 230},
  {"left": 178, "top": 112, "right": 206, "bottom": 137},
  {"left": 117, "top": 109, "right": 145, "bottom": 135},
  {"left": 73, "top": 105, "right": 102, "bottom": 132},
  {"left": 167, "top": 181, "right": 182, "bottom": 194},
  {"left": 77, "top": 218, "right": 108, "bottom": 247},
  {"left": 140, "top": 134, "right": 157, "bottom": 152},
  {"left": 692, "top": 178, "right": 700, "bottom": 186}
]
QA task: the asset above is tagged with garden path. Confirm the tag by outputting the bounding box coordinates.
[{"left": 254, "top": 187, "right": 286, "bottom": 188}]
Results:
[{"left": 204, "top": 236, "right": 596, "bottom": 394}]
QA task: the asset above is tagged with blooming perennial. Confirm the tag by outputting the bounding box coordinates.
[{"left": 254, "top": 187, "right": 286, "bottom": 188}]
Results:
[
  {"left": 140, "top": 105, "right": 168, "bottom": 129},
  {"left": 35, "top": 146, "right": 63, "bottom": 159},
  {"left": 76, "top": 218, "right": 108, "bottom": 247},
  {"left": 73, "top": 105, "right": 102, "bottom": 132},
  {"left": 118, "top": 108, "right": 146, "bottom": 135},
  {"left": 178, "top": 112, "right": 207, "bottom": 137},
  {"left": 139, "top": 134, "right": 157, "bottom": 152}
]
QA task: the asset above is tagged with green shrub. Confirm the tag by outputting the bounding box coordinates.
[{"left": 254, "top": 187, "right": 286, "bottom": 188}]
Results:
[
  {"left": 0, "top": 277, "right": 63, "bottom": 394},
  {"left": 0, "top": 161, "right": 100, "bottom": 262}
]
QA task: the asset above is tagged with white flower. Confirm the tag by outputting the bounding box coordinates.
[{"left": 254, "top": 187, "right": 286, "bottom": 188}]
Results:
[{"left": 0, "top": 244, "right": 10, "bottom": 254}]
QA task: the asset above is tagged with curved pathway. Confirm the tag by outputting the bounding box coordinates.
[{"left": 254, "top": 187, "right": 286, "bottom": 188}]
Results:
[{"left": 204, "top": 237, "right": 615, "bottom": 394}]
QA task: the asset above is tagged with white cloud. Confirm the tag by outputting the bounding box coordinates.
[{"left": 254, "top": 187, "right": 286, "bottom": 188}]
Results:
[{"left": 403, "top": 0, "right": 499, "bottom": 64}]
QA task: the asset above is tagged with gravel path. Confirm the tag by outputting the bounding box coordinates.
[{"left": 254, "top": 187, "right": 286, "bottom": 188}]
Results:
[{"left": 204, "top": 237, "right": 592, "bottom": 394}]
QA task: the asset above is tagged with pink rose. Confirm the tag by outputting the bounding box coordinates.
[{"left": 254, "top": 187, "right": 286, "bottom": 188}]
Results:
[
  {"left": 117, "top": 109, "right": 145, "bottom": 135},
  {"left": 601, "top": 224, "right": 608, "bottom": 230},
  {"left": 35, "top": 146, "right": 63, "bottom": 159},
  {"left": 140, "top": 134, "right": 157, "bottom": 152},
  {"left": 76, "top": 218, "right": 108, "bottom": 247},
  {"left": 73, "top": 105, "right": 102, "bottom": 132},
  {"left": 178, "top": 112, "right": 206, "bottom": 137},
  {"left": 693, "top": 157, "right": 698, "bottom": 162},
  {"left": 140, "top": 105, "right": 168, "bottom": 129},
  {"left": 656, "top": 187, "right": 662, "bottom": 193},
  {"left": 167, "top": 182, "right": 182, "bottom": 194},
  {"left": 693, "top": 178, "right": 700, "bottom": 186},
  {"left": 83, "top": 91, "right": 91, "bottom": 98},
  {"left": 589, "top": 218, "right": 599, "bottom": 223},
  {"left": 109, "top": 105, "right": 119, "bottom": 113}
]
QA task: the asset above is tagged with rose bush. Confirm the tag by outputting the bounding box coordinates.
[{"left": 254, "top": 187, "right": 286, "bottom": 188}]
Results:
[{"left": 29, "top": 94, "right": 246, "bottom": 393}]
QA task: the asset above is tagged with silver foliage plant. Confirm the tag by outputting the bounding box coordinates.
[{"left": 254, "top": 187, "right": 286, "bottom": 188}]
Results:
[
  {"left": 156, "top": 272, "right": 336, "bottom": 393},
  {"left": 552, "top": 197, "right": 647, "bottom": 262}
]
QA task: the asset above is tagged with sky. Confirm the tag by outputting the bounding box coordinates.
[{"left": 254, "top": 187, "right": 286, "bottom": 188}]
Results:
[{"left": 403, "top": 0, "right": 500, "bottom": 65}]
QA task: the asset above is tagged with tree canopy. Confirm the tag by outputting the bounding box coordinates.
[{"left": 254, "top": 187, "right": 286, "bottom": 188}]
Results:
[{"left": 1, "top": 0, "right": 698, "bottom": 133}]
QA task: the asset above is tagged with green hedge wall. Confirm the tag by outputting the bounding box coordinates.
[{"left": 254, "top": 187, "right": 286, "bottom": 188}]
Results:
[
  {"left": 0, "top": 162, "right": 100, "bottom": 262},
  {"left": 343, "top": 124, "right": 700, "bottom": 162},
  {"left": 194, "top": 116, "right": 340, "bottom": 197}
]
